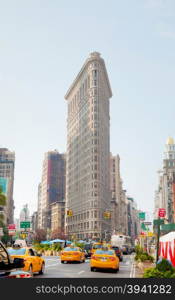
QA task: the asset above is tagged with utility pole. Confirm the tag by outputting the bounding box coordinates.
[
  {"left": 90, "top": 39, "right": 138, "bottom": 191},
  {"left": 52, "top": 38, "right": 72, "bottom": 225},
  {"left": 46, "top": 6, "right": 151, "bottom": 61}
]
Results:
[{"left": 156, "top": 217, "right": 161, "bottom": 264}]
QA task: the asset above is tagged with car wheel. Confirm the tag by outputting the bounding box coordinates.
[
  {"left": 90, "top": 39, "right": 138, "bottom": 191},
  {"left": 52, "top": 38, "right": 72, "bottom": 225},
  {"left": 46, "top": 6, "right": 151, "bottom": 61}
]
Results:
[
  {"left": 61, "top": 261, "right": 64, "bottom": 264},
  {"left": 112, "top": 268, "right": 118, "bottom": 273},
  {"left": 39, "top": 263, "right": 45, "bottom": 275},
  {"left": 90, "top": 267, "right": 94, "bottom": 272},
  {"left": 28, "top": 265, "right": 33, "bottom": 276}
]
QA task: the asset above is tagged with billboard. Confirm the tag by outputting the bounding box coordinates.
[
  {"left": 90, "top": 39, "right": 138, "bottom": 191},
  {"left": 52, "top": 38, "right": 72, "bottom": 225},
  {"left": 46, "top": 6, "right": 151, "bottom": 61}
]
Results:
[{"left": 0, "top": 177, "right": 8, "bottom": 195}]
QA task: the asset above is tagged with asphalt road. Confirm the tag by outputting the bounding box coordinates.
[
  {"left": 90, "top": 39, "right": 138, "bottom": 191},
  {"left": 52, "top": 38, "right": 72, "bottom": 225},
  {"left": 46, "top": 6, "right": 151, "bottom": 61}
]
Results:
[{"left": 37, "top": 254, "right": 135, "bottom": 278}]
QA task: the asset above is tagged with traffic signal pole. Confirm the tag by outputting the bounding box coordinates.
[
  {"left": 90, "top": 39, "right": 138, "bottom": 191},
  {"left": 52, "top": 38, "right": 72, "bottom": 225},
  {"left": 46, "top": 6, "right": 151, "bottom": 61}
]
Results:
[{"left": 156, "top": 217, "right": 160, "bottom": 264}]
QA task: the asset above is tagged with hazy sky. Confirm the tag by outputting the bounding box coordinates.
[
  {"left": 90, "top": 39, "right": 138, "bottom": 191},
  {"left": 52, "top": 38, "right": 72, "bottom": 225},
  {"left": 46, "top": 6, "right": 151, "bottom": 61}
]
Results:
[{"left": 0, "top": 0, "right": 175, "bottom": 219}]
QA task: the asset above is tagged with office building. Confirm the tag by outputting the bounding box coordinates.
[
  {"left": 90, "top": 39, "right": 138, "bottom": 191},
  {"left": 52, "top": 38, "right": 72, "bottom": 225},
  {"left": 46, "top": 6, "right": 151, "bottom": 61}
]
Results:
[
  {"left": 0, "top": 148, "right": 15, "bottom": 224},
  {"left": 65, "top": 52, "right": 112, "bottom": 240}
]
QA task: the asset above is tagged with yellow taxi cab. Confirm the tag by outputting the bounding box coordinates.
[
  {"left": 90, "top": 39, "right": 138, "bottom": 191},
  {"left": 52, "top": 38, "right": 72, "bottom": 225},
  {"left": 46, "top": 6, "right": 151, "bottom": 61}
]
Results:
[
  {"left": 90, "top": 248, "right": 119, "bottom": 272},
  {"left": 60, "top": 246, "right": 85, "bottom": 263},
  {"left": 7, "top": 245, "right": 45, "bottom": 276},
  {"left": 103, "top": 243, "right": 112, "bottom": 249},
  {"left": 90, "top": 242, "right": 103, "bottom": 256}
]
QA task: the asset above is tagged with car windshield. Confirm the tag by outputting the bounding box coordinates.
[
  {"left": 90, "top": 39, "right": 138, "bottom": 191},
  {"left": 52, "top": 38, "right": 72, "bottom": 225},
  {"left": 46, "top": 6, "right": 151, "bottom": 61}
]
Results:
[
  {"left": 93, "top": 244, "right": 102, "bottom": 249},
  {"left": 84, "top": 244, "right": 91, "bottom": 250},
  {"left": 7, "top": 248, "right": 26, "bottom": 255},
  {"left": 64, "top": 247, "right": 79, "bottom": 251},
  {"left": 112, "top": 247, "right": 119, "bottom": 250},
  {"left": 95, "top": 250, "right": 114, "bottom": 255}
]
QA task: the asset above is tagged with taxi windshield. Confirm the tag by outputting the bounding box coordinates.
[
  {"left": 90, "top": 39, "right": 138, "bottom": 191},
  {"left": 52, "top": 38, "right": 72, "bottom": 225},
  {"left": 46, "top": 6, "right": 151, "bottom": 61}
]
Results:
[
  {"left": 64, "top": 247, "right": 79, "bottom": 251},
  {"left": 7, "top": 248, "right": 26, "bottom": 255},
  {"left": 95, "top": 250, "right": 114, "bottom": 255},
  {"left": 93, "top": 244, "right": 102, "bottom": 249}
]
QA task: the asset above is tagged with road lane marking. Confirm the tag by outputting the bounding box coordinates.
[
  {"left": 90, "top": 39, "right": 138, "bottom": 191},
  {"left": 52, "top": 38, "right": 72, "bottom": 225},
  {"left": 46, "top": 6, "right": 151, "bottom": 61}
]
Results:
[
  {"left": 133, "top": 265, "right": 136, "bottom": 278},
  {"left": 129, "top": 263, "right": 133, "bottom": 278},
  {"left": 129, "top": 255, "right": 135, "bottom": 278},
  {"left": 46, "top": 263, "right": 60, "bottom": 269},
  {"left": 78, "top": 271, "right": 85, "bottom": 275}
]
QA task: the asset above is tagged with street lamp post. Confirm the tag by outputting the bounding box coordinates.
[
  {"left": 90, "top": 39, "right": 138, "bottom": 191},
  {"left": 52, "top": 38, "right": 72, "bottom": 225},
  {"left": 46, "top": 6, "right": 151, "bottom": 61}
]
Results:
[{"left": 156, "top": 217, "right": 161, "bottom": 264}]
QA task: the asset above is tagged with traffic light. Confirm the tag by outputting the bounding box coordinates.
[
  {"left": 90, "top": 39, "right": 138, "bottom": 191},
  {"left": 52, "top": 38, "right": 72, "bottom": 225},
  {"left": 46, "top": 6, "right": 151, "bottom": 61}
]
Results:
[
  {"left": 67, "top": 209, "right": 73, "bottom": 217},
  {"left": 103, "top": 211, "right": 111, "bottom": 219}
]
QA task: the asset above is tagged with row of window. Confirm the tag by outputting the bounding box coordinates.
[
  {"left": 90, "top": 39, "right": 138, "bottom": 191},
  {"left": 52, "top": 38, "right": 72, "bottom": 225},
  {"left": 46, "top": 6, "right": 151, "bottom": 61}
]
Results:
[
  {"left": 68, "top": 73, "right": 98, "bottom": 115},
  {"left": 67, "top": 223, "right": 99, "bottom": 231},
  {"left": 0, "top": 165, "right": 12, "bottom": 169}
]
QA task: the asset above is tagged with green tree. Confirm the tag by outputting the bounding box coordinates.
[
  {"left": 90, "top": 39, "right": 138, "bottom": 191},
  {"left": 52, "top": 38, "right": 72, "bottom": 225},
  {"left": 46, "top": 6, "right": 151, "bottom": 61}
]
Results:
[{"left": 34, "top": 229, "right": 47, "bottom": 243}]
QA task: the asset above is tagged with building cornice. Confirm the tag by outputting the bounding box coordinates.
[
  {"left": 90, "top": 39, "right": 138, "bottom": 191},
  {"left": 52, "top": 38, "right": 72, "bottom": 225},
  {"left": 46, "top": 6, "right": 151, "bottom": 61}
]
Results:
[{"left": 65, "top": 52, "right": 112, "bottom": 100}]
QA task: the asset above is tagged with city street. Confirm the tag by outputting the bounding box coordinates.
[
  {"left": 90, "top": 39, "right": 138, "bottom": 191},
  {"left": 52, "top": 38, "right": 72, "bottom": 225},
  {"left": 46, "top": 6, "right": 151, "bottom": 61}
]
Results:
[{"left": 37, "top": 254, "right": 135, "bottom": 278}]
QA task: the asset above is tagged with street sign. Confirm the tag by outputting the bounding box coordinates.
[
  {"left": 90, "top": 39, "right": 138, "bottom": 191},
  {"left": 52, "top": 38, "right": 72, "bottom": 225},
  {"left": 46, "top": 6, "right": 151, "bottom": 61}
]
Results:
[
  {"left": 147, "top": 232, "right": 155, "bottom": 237},
  {"left": 0, "top": 228, "right": 3, "bottom": 236},
  {"left": 158, "top": 208, "right": 166, "bottom": 218},
  {"left": 143, "top": 222, "right": 152, "bottom": 225},
  {"left": 154, "top": 219, "right": 164, "bottom": 226},
  {"left": 8, "top": 229, "right": 16, "bottom": 236},
  {"left": 139, "top": 232, "right": 146, "bottom": 237},
  {"left": 20, "top": 234, "right": 27, "bottom": 239},
  {"left": 20, "top": 221, "right": 30, "bottom": 228},
  {"left": 160, "top": 223, "right": 175, "bottom": 231},
  {"left": 141, "top": 222, "right": 147, "bottom": 231},
  {"left": 139, "top": 212, "right": 145, "bottom": 220},
  {"left": 8, "top": 224, "right": 16, "bottom": 230}
]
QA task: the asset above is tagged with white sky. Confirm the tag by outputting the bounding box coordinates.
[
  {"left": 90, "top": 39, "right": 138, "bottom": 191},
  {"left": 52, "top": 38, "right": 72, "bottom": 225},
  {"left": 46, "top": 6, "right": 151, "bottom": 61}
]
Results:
[{"left": 0, "top": 0, "right": 175, "bottom": 218}]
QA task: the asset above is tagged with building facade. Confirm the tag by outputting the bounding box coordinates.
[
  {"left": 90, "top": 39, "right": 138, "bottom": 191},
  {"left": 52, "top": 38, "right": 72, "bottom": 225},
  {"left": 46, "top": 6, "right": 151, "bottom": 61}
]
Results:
[
  {"left": 31, "top": 211, "right": 38, "bottom": 233},
  {"left": 154, "top": 137, "right": 175, "bottom": 223},
  {"left": 119, "top": 189, "right": 128, "bottom": 235},
  {"left": 65, "top": 52, "right": 112, "bottom": 240},
  {"left": 110, "top": 154, "right": 128, "bottom": 235},
  {"left": 127, "top": 197, "right": 139, "bottom": 243},
  {"left": 19, "top": 204, "right": 30, "bottom": 223},
  {"left": 0, "top": 148, "right": 15, "bottom": 224},
  {"left": 37, "top": 183, "right": 42, "bottom": 229},
  {"left": 50, "top": 201, "right": 65, "bottom": 234},
  {"left": 38, "top": 150, "right": 66, "bottom": 232},
  {"left": 110, "top": 154, "right": 121, "bottom": 233}
]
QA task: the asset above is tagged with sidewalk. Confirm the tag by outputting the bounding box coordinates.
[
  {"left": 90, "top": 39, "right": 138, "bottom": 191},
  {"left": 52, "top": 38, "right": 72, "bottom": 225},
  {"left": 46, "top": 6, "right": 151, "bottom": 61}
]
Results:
[{"left": 134, "top": 261, "right": 156, "bottom": 278}]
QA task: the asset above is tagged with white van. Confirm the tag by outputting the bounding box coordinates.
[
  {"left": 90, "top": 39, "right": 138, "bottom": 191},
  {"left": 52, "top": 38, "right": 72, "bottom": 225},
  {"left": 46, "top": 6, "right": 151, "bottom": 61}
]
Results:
[{"left": 14, "top": 239, "right": 27, "bottom": 247}]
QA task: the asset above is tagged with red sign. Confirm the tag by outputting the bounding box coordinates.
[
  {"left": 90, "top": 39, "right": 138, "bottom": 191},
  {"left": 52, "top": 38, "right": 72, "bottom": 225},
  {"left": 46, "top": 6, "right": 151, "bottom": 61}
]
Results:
[
  {"left": 140, "top": 232, "right": 146, "bottom": 236},
  {"left": 158, "top": 208, "right": 166, "bottom": 218},
  {"left": 8, "top": 224, "right": 16, "bottom": 230}
]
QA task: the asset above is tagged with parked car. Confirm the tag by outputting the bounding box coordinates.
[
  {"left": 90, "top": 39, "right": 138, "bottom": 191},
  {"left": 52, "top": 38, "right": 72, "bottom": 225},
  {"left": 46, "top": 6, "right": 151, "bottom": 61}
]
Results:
[
  {"left": 129, "top": 246, "right": 135, "bottom": 254},
  {"left": 121, "top": 245, "right": 129, "bottom": 254},
  {"left": 112, "top": 246, "right": 123, "bottom": 261}
]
